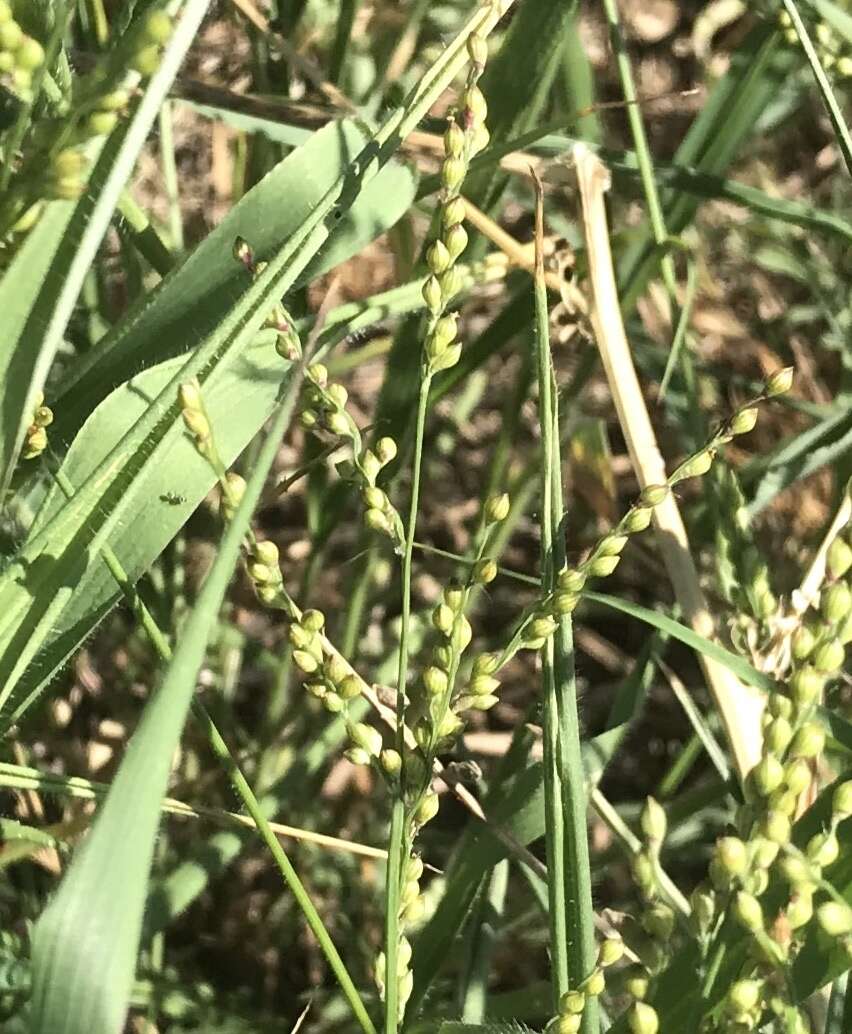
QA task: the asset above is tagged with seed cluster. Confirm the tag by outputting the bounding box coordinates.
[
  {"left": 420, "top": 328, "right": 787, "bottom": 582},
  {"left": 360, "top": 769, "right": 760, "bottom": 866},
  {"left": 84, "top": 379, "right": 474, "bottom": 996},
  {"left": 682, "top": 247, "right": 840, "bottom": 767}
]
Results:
[
  {"left": 419, "top": 28, "right": 490, "bottom": 377},
  {"left": 546, "top": 935, "right": 627, "bottom": 1033},
  {"left": 689, "top": 516, "right": 852, "bottom": 1032},
  {"left": 778, "top": 7, "right": 852, "bottom": 78},
  {"left": 22, "top": 392, "right": 53, "bottom": 460},
  {"left": 298, "top": 361, "right": 404, "bottom": 549},
  {"left": 2, "top": 8, "right": 173, "bottom": 246},
  {"left": 613, "top": 371, "right": 852, "bottom": 1032},
  {"left": 0, "top": 1, "right": 45, "bottom": 99}
]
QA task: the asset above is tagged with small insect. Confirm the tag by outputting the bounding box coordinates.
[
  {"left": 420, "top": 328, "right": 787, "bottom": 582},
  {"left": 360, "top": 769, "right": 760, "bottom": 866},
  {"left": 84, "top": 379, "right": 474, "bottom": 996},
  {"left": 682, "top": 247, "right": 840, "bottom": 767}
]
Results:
[{"left": 159, "top": 491, "right": 186, "bottom": 505}]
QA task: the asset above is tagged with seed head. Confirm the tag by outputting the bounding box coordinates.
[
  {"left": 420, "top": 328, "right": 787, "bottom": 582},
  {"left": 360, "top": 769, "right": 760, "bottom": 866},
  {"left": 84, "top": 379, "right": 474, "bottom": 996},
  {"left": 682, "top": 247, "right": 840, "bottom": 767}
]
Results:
[
  {"left": 558, "top": 569, "right": 586, "bottom": 593},
  {"left": 642, "top": 902, "right": 675, "bottom": 941},
  {"left": 761, "top": 809, "right": 791, "bottom": 845},
  {"left": 442, "top": 196, "right": 466, "bottom": 229},
  {"left": 675, "top": 450, "right": 714, "bottom": 481},
  {"left": 625, "top": 970, "right": 649, "bottom": 1000},
  {"left": 301, "top": 609, "right": 325, "bottom": 633},
  {"left": 441, "top": 156, "right": 466, "bottom": 191},
  {"left": 444, "top": 120, "right": 465, "bottom": 160},
  {"left": 423, "top": 666, "right": 448, "bottom": 698},
  {"left": 144, "top": 10, "right": 173, "bottom": 44},
  {"left": 728, "top": 979, "right": 760, "bottom": 1013},
  {"left": 473, "top": 558, "right": 497, "bottom": 584},
  {"left": 132, "top": 44, "right": 161, "bottom": 76},
  {"left": 339, "top": 674, "right": 362, "bottom": 699},
  {"left": 254, "top": 540, "right": 279, "bottom": 566},
  {"left": 375, "top": 436, "right": 397, "bottom": 464},
  {"left": 422, "top": 275, "right": 442, "bottom": 312},
  {"left": 598, "top": 534, "right": 628, "bottom": 557},
  {"left": 351, "top": 722, "right": 383, "bottom": 757},
  {"left": 787, "top": 890, "right": 813, "bottom": 930}
]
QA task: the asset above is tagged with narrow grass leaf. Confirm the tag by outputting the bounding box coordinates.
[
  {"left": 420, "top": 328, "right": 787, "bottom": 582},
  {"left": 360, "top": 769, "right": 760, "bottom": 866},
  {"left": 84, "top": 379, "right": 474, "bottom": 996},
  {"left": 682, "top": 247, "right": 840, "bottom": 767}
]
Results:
[{"left": 29, "top": 397, "right": 294, "bottom": 1034}]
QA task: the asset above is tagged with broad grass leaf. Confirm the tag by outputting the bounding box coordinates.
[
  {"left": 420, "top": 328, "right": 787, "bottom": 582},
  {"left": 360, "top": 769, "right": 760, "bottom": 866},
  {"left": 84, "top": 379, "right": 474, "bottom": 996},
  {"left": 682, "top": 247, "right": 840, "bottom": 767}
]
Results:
[
  {"left": 0, "top": 0, "right": 211, "bottom": 492},
  {"left": 0, "top": 122, "right": 416, "bottom": 731},
  {"left": 54, "top": 118, "right": 417, "bottom": 439}
]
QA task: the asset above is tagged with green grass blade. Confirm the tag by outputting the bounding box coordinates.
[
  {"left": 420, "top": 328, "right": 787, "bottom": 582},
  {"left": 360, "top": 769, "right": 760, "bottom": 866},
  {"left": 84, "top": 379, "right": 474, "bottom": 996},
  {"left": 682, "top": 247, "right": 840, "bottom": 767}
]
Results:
[
  {"left": 54, "top": 118, "right": 417, "bottom": 437},
  {"left": 0, "top": 0, "right": 210, "bottom": 491},
  {"left": 29, "top": 396, "right": 296, "bottom": 1034},
  {"left": 781, "top": 0, "right": 852, "bottom": 175},
  {"left": 532, "top": 175, "right": 597, "bottom": 1017},
  {"left": 584, "top": 591, "right": 776, "bottom": 693}
]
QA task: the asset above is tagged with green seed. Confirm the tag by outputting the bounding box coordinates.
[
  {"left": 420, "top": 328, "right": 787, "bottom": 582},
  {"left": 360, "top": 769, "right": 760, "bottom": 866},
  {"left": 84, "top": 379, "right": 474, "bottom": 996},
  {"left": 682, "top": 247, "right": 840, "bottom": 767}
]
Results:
[
  {"left": 790, "top": 665, "right": 823, "bottom": 707},
  {"left": 132, "top": 43, "right": 161, "bottom": 76},
  {"left": 628, "top": 1001, "right": 659, "bottom": 1034},
  {"left": 716, "top": 836, "right": 748, "bottom": 876},
  {"left": 827, "top": 537, "right": 852, "bottom": 580},
  {"left": 822, "top": 582, "right": 852, "bottom": 626},
  {"left": 764, "top": 367, "right": 794, "bottom": 396},
  {"left": 88, "top": 110, "right": 118, "bottom": 136},
  {"left": 752, "top": 754, "right": 784, "bottom": 796},
  {"left": 791, "top": 625, "right": 816, "bottom": 661},
  {"left": 787, "top": 890, "right": 813, "bottom": 930},
  {"left": 728, "top": 979, "right": 760, "bottom": 1012},
  {"left": 427, "top": 240, "right": 451, "bottom": 275},
  {"left": 639, "top": 483, "right": 669, "bottom": 506},
  {"left": 15, "top": 36, "right": 44, "bottom": 70},
  {"left": 817, "top": 901, "right": 852, "bottom": 936},
  {"left": 730, "top": 407, "right": 758, "bottom": 435},
  {"left": 807, "top": 830, "right": 839, "bottom": 867},
  {"left": 790, "top": 722, "right": 825, "bottom": 759},
  {"left": 0, "top": 19, "right": 22, "bottom": 49},
  {"left": 588, "top": 554, "right": 620, "bottom": 577},
  {"left": 144, "top": 10, "right": 173, "bottom": 43},
  {"left": 734, "top": 891, "right": 763, "bottom": 932},
  {"left": 485, "top": 492, "right": 510, "bottom": 522},
  {"left": 832, "top": 780, "right": 852, "bottom": 818},
  {"left": 641, "top": 796, "right": 667, "bottom": 843}
]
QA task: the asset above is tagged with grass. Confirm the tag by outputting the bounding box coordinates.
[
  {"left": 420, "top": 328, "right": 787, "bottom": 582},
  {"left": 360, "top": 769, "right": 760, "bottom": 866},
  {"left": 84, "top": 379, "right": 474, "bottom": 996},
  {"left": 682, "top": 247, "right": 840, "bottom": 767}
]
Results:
[{"left": 1, "top": 2, "right": 852, "bottom": 1033}]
